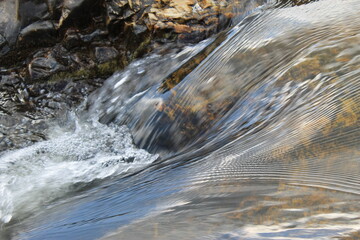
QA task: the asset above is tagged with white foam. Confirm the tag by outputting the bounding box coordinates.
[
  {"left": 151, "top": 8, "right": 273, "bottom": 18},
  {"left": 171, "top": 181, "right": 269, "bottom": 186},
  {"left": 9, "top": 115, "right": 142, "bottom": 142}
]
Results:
[{"left": 0, "top": 119, "right": 158, "bottom": 223}]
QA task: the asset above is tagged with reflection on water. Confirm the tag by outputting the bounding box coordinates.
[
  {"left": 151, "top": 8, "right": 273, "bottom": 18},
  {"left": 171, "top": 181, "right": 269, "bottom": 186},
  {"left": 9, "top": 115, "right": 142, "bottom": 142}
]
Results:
[
  {"left": 100, "top": 183, "right": 360, "bottom": 240},
  {"left": 1, "top": 0, "right": 360, "bottom": 239}
]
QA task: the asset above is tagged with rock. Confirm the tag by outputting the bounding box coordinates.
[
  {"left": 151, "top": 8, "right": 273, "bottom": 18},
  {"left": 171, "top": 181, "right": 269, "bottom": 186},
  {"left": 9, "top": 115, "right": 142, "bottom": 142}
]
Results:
[
  {"left": 0, "top": 73, "right": 21, "bottom": 87},
  {"left": 133, "top": 24, "right": 148, "bottom": 35},
  {"left": 18, "top": 21, "right": 58, "bottom": 48},
  {"left": 18, "top": 0, "right": 51, "bottom": 28},
  {"left": 0, "top": 0, "right": 21, "bottom": 45},
  {"left": 0, "top": 34, "right": 6, "bottom": 48},
  {"left": 106, "top": 0, "right": 136, "bottom": 22},
  {"left": 95, "top": 47, "right": 119, "bottom": 64},
  {"left": 46, "top": 0, "right": 64, "bottom": 17},
  {"left": 0, "top": 32, "right": 6, "bottom": 44},
  {"left": 0, "top": 34, "right": 9, "bottom": 56},
  {"left": 147, "top": 0, "right": 237, "bottom": 41},
  {"left": 59, "top": 0, "right": 103, "bottom": 28},
  {"left": 80, "top": 29, "right": 108, "bottom": 43},
  {"left": 28, "top": 54, "right": 65, "bottom": 80},
  {"left": 62, "top": 29, "right": 82, "bottom": 50},
  {"left": 105, "top": 0, "right": 154, "bottom": 33},
  {"left": 0, "top": 0, "right": 58, "bottom": 46}
]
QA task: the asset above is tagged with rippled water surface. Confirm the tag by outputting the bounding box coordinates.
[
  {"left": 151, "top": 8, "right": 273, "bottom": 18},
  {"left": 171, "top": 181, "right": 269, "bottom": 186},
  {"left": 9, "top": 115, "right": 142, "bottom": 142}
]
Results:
[{"left": 1, "top": 0, "right": 360, "bottom": 239}]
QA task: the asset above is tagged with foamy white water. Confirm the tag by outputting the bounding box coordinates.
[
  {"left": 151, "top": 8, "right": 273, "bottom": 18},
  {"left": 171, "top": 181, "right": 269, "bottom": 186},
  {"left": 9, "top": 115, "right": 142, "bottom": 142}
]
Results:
[{"left": 0, "top": 117, "right": 158, "bottom": 223}]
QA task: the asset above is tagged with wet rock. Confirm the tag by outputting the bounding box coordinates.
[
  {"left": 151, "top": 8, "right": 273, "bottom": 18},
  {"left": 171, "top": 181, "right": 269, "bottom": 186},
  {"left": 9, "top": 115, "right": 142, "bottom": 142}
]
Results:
[
  {"left": 28, "top": 54, "right": 65, "bottom": 80},
  {"left": 18, "top": 21, "right": 58, "bottom": 48},
  {"left": 95, "top": 47, "right": 119, "bottom": 64}
]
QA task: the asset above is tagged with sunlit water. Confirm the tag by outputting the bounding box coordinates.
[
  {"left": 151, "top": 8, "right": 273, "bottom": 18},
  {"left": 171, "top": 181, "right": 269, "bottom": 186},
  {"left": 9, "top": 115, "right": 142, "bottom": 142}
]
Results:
[{"left": 1, "top": 0, "right": 360, "bottom": 239}]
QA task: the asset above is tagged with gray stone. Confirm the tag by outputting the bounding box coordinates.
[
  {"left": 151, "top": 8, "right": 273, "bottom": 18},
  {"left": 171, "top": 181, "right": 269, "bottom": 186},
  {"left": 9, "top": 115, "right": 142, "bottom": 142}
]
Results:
[
  {"left": 0, "top": 0, "right": 21, "bottom": 45},
  {"left": 18, "top": 20, "right": 57, "bottom": 47},
  {"left": 63, "top": 29, "right": 82, "bottom": 50},
  {"left": 0, "top": 74, "right": 20, "bottom": 86},
  {"left": 80, "top": 29, "right": 108, "bottom": 43},
  {"left": 59, "top": 0, "right": 102, "bottom": 28},
  {"left": 0, "top": 33, "right": 9, "bottom": 56},
  {"left": 28, "top": 54, "right": 65, "bottom": 80},
  {"left": 0, "top": 34, "right": 6, "bottom": 48},
  {"left": 18, "top": 0, "right": 50, "bottom": 28},
  {"left": 95, "top": 47, "right": 119, "bottom": 64},
  {"left": 133, "top": 24, "right": 148, "bottom": 35},
  {"left": 106, "top": 0, "right": 136, "bottom": 21},
  {"left": 46, "top": 0, "right": 63, "bottom": 16}
]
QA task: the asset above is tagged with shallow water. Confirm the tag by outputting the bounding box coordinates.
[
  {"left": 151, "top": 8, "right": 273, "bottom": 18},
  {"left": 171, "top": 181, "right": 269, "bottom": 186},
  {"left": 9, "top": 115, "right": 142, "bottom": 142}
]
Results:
[{"left": 1, "top": 0, "right": 360, "bottom": 239}]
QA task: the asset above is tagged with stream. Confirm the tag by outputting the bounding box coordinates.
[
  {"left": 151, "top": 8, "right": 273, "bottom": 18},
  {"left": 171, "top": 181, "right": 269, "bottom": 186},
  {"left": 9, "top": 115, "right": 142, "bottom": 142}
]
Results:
[{"left": 1, "top": 0, "right": 360, "bottom": 239}]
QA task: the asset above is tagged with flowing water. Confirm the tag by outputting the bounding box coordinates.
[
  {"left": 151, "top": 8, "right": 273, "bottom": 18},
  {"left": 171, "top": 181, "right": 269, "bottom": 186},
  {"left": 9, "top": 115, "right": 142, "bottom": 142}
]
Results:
[{"left": 1, "top": 0, "right": 360, "bottom": 239}]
